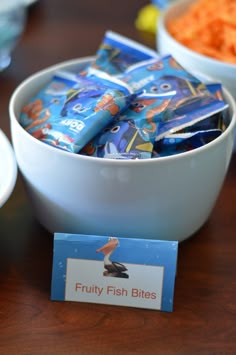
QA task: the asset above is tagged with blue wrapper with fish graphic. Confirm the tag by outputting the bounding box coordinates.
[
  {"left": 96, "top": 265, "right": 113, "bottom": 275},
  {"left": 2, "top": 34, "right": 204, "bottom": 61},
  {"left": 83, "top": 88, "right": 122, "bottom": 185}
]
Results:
[
  {"left": 87, "top": 30, "right": 159, "bottom": 76},
  {"left": 20, "top": 70, "right": 134, "bottom": 153},
  {"left": 153, "top": 129, "right": 222, "bottom": 157},
  {"left": 120, "top": 55, "right": 228, "bottom": 140},
  {"left": 120, "top": 55, "right": 205, "bottom": 93},
  {"left": 171, "top": 83, "right": 228, "bottom": 133},
  {"left": 81, "top": 91, "right": 175, "bottom": 159},
  {"left": 19, "top": 31, "right": 230, "bottom": 159}
]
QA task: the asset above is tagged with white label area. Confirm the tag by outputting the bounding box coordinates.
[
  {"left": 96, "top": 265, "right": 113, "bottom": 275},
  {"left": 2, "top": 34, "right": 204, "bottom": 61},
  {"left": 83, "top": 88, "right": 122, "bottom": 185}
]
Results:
[{"left": 65, "top": 259, "right": 164, "bottom": 310}]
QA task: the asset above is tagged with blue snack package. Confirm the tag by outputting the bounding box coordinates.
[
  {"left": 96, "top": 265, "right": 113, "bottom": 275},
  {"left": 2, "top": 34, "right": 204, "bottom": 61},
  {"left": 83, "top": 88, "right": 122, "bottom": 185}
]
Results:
[
  {"left": 177, "top": 112, "right": 226, "bottom": 133},
  {"left": 80, "top": 91, "right": 175, "bottom": 159},
  {"left": 88, "top": 30, "right": 159, "bottom": 76},
  {"left": 81, "top": 120, "right": 153, "bottom": 159},
  {"left": 168, "top": 83, "right": 228, "bottom": 134},
  {"left": 153, "top": 129, "right": 222, "bottom": 157},
  {"left": 120, "top": 55, "right": 205, "bottom": 93},
  {"left": 155, "top": 92, "right": 227, "bottom": 140},
  {"left": 20, "top": 70, "right": 135, "bottom": 153},
  {"left": 120, "top": 55, "right": 228, "bottom": 139}
]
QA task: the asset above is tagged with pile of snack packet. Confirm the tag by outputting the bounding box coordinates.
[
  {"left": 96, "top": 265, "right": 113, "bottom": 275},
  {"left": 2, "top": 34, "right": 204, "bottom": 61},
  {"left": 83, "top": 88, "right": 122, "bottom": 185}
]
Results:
[{"left": 20, "top": 31, "right": 229, "bottom": 159}]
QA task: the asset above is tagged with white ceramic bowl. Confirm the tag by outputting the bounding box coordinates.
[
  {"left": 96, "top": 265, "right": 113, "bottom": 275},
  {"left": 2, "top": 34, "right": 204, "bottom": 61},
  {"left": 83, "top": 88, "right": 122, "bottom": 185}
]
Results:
[
  {"left": 9, "top": 57, "right": 236, "bottom": 242},
  {"left": 0, "top": 129, "right": 17, "bottom": 208},
  {"left": 157, "top": 0, "right": 236, "bottom": 101}
]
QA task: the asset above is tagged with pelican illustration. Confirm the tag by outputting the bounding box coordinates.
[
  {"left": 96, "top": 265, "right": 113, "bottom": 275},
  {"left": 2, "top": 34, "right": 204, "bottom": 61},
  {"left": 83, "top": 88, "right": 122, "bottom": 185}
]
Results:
[{"left": 96, "top": 237, "right": 129, "bottom": 278}]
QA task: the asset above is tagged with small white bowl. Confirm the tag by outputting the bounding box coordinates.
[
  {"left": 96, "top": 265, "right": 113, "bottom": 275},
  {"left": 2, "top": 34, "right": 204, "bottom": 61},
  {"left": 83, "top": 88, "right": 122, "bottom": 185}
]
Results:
[
  {"left": 157, "top": 0, "right": 236, "bottom": 101},
  {"left": 0, "top": 130, "right": 17, "bottom": 208},
  {"left": 9, "top": 57, "right": 236, "bottom": 242}
]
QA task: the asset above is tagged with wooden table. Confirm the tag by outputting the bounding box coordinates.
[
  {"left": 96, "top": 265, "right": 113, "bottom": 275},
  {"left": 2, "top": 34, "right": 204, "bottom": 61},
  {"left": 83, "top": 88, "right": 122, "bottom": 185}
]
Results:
[{"left": 0, "top": 1, "right": 236, "bottom": 353}]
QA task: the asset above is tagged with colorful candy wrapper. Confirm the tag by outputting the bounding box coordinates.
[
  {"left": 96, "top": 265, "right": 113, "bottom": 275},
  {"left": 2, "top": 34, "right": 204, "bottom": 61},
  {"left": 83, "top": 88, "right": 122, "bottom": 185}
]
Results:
[
  {"left": 205, "top": 82, "right": 224, "bottom": 98},
  {"left": 80, "top": 91, "right": 175, "bottom": 159},
  {"left": 153, "top": 129, "right": 222, "bottom": 157},
  {"left": 155, "top": 92, "right": 227, "bottom": 140},
  {"left": 87, "top": 30, "right": 159, "bottom": 76},
  {"left": 120, "top": 55, "right": 206, "bottom": 93},
  {"left": 152, "top": 82, "right": 227, "bottom": 156},
  {"left": 177, "top": 111, "right": 225, "bottom": 133},
  {"left": 20, "top": 70, "right": 134, "bottom": 153},
  {"left": 174, "top": 83, "right": 228, "bottom": 133},
  {"left": 120, "top": 55, "right": 228, "bottom": 139},
  {"left": 81, "top": 120, "right": 152, "bottom": 159}
]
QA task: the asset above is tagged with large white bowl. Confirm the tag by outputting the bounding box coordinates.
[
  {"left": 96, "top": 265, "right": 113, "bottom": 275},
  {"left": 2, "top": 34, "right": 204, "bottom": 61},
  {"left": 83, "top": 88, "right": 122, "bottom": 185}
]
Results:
[
  {"left": 9, "top": 57, "right": 236, "bottom": 242},
  {"left": 157, "top": 0, "right": 236, "bottom": 101},
  {"left": 0, "top": 129, "right": 17, "bottom": 208}
]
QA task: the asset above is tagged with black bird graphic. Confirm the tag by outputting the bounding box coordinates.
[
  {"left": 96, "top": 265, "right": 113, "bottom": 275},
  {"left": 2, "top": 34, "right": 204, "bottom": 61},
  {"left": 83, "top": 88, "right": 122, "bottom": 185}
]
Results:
[{"left": 96, "top": 237, "right": 129, "bottom": 278}]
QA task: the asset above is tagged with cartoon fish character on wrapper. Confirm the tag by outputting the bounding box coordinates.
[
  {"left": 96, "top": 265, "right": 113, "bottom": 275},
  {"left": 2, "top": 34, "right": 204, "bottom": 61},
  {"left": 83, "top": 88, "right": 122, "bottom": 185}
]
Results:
[
  {"left": 20, "top": 70, "right": 135, "bottom": 153},
  {"left": 81, "top": 91, "right": 175, "bottom": 159},
  {"left": 88, "top": 30, "right": 159, "bottom": 76}
]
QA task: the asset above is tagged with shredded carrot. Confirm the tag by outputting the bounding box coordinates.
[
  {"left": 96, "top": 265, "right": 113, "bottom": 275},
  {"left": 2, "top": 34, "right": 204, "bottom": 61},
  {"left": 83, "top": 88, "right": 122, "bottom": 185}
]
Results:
[{"left": 167, "top": 0, "right": 236, "bottom": 64}]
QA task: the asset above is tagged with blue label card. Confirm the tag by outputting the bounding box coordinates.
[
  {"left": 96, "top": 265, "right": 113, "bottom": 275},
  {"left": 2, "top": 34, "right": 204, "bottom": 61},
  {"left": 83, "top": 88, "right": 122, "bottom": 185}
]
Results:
[{"left": 51, "top": 233, "right": 178, "bottom": 312}]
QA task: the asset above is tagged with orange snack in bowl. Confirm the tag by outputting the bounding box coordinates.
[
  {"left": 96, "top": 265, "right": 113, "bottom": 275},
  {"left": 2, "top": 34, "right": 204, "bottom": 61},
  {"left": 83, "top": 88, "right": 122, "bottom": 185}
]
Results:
[{"left": 167, "top": 0, "right": 236, "bottom": 64}]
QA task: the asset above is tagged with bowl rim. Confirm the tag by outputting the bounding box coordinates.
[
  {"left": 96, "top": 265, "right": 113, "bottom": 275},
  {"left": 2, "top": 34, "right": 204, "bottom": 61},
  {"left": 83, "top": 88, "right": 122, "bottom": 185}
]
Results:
[
  {"left": 159, "top": 0, "right": 236, "bottom": 70},
  {"left": 0, "top": 129, "right": 18, "bottom": 208},
  {"left": 9, "top": 57, "right": 236, "bottom": 165}
]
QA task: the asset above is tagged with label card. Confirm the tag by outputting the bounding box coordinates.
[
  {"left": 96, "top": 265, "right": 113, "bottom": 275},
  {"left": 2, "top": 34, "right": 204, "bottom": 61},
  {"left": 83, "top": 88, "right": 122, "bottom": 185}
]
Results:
[{"left": 51, "top": 233, "right": 178, "bottom": 312}]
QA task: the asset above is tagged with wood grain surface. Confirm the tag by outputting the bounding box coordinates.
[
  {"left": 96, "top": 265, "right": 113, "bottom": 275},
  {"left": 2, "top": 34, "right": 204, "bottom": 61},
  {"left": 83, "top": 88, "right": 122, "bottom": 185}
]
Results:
[{"left": 0, "top": 1, "right": 235, "bottom": 354}]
